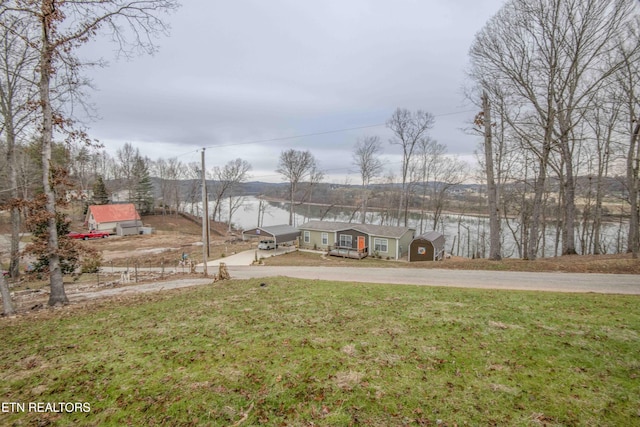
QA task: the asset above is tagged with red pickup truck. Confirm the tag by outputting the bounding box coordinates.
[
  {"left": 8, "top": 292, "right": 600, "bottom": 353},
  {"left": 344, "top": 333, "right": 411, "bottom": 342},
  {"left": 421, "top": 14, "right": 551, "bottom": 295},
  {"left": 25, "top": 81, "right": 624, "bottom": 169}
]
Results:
[{"left": 68, "top": 230, "right": 110, "bottom": 240}]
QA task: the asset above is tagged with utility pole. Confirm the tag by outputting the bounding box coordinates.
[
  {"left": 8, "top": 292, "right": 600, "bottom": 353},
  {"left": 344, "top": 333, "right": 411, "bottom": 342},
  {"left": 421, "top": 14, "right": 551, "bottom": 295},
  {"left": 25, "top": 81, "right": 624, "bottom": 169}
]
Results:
[{"left": 201, "top": 148, "right": 208, "bottom": 277}]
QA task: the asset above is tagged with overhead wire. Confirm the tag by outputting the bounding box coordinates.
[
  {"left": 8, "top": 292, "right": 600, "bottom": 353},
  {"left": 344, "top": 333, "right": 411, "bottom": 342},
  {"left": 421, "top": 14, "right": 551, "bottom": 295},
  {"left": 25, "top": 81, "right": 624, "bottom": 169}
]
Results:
[{"left": 173, "top": 107, "right": 478, "bottom": 158}]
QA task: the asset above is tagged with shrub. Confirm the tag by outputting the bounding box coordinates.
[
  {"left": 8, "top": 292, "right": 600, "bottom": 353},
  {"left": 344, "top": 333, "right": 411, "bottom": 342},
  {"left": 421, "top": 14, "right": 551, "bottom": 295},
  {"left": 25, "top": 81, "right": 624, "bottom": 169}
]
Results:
[{"left": 81, "top": 251, "right": 103, "bottom": 274}]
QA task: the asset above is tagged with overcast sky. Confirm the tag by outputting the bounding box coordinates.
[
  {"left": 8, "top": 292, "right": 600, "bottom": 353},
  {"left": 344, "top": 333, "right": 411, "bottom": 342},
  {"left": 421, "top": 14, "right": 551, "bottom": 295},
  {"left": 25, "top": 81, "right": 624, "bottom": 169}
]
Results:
[{"left": 80, "top": 0, "right": 506, "bottom": 183}]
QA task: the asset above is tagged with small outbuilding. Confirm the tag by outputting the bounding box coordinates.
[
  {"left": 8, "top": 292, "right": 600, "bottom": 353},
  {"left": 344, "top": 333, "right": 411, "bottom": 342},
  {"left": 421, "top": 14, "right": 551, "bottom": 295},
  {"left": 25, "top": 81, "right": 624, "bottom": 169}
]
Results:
[
  {"left": 409, "top": 231, "right": 446, "bottom": 262},
  {"left": 242, "top": 224, "right": 301, "bottom": 247},
  {"left": 116, "top": 220, "right": 144, "bottom": 236}
]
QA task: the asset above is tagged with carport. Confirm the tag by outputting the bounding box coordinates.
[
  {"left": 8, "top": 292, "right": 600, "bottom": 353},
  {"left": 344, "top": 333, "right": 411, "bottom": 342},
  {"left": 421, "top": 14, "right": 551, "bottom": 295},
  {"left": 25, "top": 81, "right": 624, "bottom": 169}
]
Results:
[{"left": 242, "top": 224, "right": 301, "bottom": 248}]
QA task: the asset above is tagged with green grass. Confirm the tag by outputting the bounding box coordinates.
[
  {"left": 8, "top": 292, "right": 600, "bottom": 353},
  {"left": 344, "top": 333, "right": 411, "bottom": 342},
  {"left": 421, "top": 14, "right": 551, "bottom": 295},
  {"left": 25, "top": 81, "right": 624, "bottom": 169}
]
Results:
[{"left": 1, "top": 278, "right": 639, "bottom": 426}]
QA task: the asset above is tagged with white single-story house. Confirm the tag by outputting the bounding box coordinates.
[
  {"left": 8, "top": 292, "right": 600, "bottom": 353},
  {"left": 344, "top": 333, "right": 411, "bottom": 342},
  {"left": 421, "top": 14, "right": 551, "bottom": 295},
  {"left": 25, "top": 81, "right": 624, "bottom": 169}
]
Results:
[
  {"left": 298, "top": 220, "right": 415, "bottom": 260},
  {"left": 85, "top": 203, "right": 141, "bottom": 233}
]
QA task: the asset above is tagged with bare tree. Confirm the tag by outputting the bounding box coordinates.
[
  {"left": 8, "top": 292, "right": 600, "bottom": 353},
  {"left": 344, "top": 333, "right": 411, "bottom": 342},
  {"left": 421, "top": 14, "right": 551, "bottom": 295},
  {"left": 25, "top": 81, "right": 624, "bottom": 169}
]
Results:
[
  {"left": 166, "top": 157, "right": 184, "bottom": 216},
  {"left": 116, "top": 142, "right": 138, "bottom": 200},
  {"left": 352, "top": 136, "right": 383, "bottom": 223},
  {"left": 151, "top": 157, "right": 184, "bottom": 216},
  {"left": 184, "top": 161, "right": 202, "bottom": 215},
  {"left": 615, "top": 18, "right": 640, "bottom": 257},
  {"left": 210, "top": 158, "right": 251, "bottom": 222},
  {"left": 91, "top": 150, "right": 117, "bottom": 181},
  {"left": 152, "top": 158, "right": 170, "bottom": 215},
  {"left": 429, "top": 153, "right": 469, "bottom": 231},
  {"left": 68, "top": 145, "right": 93, "bottom": 194},
  {"left": 469, "top": 0, "right": 639, "bottom": 259},
  {"left": 0, "top": 15, "right": 38, "bottom": 282},
  {"left": 386, "top": 108, "right": 435, "bottom": 226},
  {"left": 276, "top": 149, "right": 320, "bottom": 226},
  {"left": 0, "top": 0, "right": 178, "bottom": 306},
  {"left": 226, "top": 195, "right": 245, "bottom": 232}
]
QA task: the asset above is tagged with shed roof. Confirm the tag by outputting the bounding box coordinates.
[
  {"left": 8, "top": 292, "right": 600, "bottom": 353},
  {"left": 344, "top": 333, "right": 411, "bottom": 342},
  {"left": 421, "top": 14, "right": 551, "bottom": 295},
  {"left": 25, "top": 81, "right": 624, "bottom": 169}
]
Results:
[
  {"left": 300, "top": 220, "right": 414, "bottom": 239},
  {"left": 413, "top": 231, "right": 446, "bottom": 249},
  {"left": 117, "top": 220, "right": 143, "bottom": 228},
  {"left": 88, "top": 204, "right": 140, "bottom": 224},
  {"left": 242, "top": 224, "right": 301, "bottom": 242}
]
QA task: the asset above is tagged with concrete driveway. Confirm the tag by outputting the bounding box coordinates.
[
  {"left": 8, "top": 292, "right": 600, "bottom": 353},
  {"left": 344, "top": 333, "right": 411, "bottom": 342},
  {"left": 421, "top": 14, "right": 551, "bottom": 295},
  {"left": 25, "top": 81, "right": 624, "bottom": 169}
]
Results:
[{"left": 204, "top": 247, "right": 296, "bottom": 267}]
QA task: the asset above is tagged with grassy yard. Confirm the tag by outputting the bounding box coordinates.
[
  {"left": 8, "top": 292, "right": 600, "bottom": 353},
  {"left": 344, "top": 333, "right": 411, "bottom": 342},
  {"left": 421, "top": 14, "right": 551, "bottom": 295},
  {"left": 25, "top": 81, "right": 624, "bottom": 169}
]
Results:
[{"left": 1, "top": 278, "right": 639, "bottom": 426}]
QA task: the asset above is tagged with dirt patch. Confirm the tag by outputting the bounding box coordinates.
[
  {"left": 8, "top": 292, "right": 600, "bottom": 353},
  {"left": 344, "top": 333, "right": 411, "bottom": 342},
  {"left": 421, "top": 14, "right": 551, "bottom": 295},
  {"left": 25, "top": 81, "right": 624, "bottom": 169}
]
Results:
[{"left": 76, "top": 214, "right": 252, "bottom": 266}]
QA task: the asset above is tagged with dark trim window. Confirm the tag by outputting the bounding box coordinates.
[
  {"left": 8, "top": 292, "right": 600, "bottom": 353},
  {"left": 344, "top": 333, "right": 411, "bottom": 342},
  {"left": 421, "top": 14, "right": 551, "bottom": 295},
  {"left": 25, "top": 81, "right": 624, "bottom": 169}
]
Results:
[{"left": 339, "top": 234, "right": 352, "bottom": 248}]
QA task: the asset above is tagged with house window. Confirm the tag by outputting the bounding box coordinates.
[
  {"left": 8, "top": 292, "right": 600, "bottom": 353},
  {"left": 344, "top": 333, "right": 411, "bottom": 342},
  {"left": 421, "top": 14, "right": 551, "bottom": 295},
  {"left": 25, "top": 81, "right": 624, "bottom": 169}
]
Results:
[
  {"left": 321, "top": 233, "right": 328, "bottom": 246},
  {"left": 374, "top": 238, "right": 388, "bottom": 253},
  {"left": 303, "top": 231, "right": 310, "bottom": 243},
  {"left": 339, "top": 234, "right": 352, "bottom": 248}
]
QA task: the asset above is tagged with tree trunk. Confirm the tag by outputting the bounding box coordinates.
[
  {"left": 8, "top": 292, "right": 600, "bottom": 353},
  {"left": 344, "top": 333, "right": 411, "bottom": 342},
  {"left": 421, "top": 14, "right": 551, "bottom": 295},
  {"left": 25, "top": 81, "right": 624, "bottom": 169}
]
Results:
[
  {"left": 628, "top": 120, "right": 640, "bottom": 258},
  {"left": 528, "top": 145, "right": 551, "bottom": 261},
  {"left": 559, "top": 132, "right": 577, "bottom": 255},
  {"left": 7, "top": 125, "right": 20, "bottom": 279},
  {"left": 482, "top": 91, "right": 501, "bottom": 260},
  {"left": 1, "top": 90, "right": 21, "bottom": 279},
  {"left": 360, "top": 182, "right": 369, "bottom": 224},
  {"left": 41, "top": 0, "right": 68, "bottom": 306},
  {"left": 0, "top": 274, "right": 14, "bottom": 316},
  {"left": 288, "top": 182, "right": 295, "bottom": 226}
]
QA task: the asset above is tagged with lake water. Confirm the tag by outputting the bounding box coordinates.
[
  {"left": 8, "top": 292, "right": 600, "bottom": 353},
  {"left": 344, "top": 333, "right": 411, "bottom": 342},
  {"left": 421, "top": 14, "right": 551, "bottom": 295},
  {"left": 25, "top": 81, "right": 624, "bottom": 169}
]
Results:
[{"left": 183, "top": 196, "right": 628, "bottom": 258}]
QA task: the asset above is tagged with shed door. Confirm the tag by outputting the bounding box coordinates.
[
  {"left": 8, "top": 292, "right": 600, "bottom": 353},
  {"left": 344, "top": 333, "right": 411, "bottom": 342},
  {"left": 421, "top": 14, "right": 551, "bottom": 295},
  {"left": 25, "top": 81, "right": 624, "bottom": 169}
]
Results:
[{"left": 357, "top": 236, "right": 365, "bottom": 252}]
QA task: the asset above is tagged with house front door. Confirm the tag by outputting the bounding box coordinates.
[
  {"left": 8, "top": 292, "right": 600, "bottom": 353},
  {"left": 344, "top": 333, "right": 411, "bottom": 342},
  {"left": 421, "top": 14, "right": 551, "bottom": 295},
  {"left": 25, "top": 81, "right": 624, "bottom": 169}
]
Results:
[{"left": 357, "top": 236, "right": 365, "bottom": 252}]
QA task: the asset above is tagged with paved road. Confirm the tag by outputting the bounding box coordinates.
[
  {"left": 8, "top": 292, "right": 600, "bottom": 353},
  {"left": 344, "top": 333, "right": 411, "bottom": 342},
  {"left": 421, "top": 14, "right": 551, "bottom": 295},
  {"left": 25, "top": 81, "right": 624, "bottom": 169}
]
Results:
[
  {"left": 227, "top": 266, "right": 640, "bottom": 294},
  {"left": 64, "top": 266, "right": 640, "bottom": 303}
]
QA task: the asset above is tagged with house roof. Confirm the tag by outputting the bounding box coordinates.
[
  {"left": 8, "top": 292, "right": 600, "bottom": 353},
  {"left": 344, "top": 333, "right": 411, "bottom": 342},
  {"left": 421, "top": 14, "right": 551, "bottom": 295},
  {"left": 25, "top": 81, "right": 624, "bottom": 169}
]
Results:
[
  {"left": 413, "top": 231, "right": 446, "bottom": 249},
  {"left": 242, "top": 224, "right": 301, "bottom": 242},
  {"left": 300, "top": 220, "right": 414, "bottom": 239},
  {"left": 88, "top": 204, "right": 141, "bottom": 224}
]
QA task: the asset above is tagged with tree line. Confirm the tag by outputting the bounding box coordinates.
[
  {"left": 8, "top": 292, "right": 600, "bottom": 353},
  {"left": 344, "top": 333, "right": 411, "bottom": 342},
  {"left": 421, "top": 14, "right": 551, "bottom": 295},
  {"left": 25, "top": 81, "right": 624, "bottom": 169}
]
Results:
[
  {"left": 469, "top": 0, "right": 640, "bottom": 260},
  {"left": 0, "top": 0, "right": 179, "bottom": 310}
]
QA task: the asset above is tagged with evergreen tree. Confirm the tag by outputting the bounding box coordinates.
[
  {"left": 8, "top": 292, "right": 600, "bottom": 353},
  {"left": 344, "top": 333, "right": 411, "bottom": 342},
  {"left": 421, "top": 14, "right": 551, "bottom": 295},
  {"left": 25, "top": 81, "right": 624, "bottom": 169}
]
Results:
[
  {"left": 132, "top": 157, "right": 154, "bottom": 214},
  {"left": 92, "top": 176, "right": 109, "bottom": 205}
]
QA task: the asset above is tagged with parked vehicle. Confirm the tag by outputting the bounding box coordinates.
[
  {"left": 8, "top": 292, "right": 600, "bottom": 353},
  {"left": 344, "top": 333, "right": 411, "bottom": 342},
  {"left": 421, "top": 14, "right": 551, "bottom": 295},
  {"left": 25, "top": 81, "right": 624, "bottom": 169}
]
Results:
[
  {"left": 68, "top": 230, "right": 110, "bottom": 240},
  {"left": 257, "top": 239, "right": 276, "bottom": 250}
]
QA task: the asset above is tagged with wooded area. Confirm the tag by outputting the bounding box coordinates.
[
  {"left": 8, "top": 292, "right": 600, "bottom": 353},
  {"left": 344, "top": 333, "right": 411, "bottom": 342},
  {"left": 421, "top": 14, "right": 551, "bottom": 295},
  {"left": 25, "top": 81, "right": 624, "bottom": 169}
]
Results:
[{"left": 469, "top": 0, "right": 640, "bottom": 259}]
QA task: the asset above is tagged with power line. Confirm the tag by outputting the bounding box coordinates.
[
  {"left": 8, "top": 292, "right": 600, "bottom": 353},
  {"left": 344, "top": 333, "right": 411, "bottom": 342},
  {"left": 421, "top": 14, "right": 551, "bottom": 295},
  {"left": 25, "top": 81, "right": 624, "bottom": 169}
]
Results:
[
  {"left": 175, "top": 108, "right": 478, "bottom": 158},
  {"left": 203, "top": 123, "right": 386, "bottom": 150}
]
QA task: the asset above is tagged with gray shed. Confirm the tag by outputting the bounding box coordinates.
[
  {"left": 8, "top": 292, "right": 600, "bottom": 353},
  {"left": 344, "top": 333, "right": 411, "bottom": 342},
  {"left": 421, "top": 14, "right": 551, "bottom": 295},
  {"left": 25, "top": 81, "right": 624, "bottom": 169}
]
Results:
[
  {"left": 242, "top": 224, "right": 301, "bottom": 246},
  {"left": 409, "top": 231, "right": 446, "bottom": 261},
  {"left": 116, "top": 219, "right": 143, "bottom": 236}
]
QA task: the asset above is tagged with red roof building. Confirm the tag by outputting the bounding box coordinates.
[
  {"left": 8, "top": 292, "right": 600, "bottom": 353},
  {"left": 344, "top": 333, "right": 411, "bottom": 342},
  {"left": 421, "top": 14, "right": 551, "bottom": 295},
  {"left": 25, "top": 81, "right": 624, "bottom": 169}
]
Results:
[{"left": 86, "top": 204, "right": 141, "bottom": 232}]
